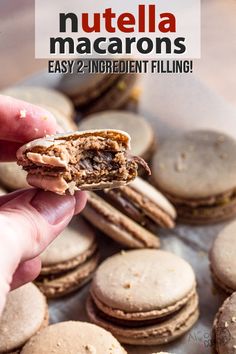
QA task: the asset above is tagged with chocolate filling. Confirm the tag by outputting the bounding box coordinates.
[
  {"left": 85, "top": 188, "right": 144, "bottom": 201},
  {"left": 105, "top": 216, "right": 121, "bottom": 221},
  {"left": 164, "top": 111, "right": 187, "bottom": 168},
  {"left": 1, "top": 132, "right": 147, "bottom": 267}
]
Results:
[{"left": 20, "top": 137, "right": 150, "bottom": 187}]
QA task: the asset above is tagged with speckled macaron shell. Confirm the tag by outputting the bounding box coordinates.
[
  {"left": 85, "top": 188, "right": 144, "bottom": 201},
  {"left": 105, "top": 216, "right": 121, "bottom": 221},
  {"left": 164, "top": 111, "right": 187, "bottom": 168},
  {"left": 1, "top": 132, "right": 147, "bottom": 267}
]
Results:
[
  {"left": 213, "top": 292, "right": 236, "bottom": 354},
  {"left": 0, "top": 162, "right": 29, "bottom": 190},
  {"left": 152, "top": 130, "right": 236, "bottom": 199},
  {"left": 0, "top": 283, "right": 47, "bottom": 353},
  {"left": 78, "top": 111, "right": 155, "bottom": 160},
  {"left": 210, "top": 220, "right": 236, "bottom": 293},
  {"left": 91, "top": 249, "right": 196, "bottom": 320},
  {"left": 21, "top": 321, "right": 127, "bottom": 354},
  {"left": 40, "top": 218, "right": 96, "bottom": 271},
  {"left": 2, "top": 86, "right": 74, "bottom": 120}
]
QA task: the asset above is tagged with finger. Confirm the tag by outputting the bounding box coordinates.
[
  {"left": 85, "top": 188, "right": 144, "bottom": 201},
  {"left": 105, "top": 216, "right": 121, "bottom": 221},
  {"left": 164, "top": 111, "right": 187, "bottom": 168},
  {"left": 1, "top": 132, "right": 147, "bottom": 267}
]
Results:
[
  {"left": 10, "top": 257, "right": 42, "bottom": 290},
  {"left": 0, "top": 95, "right": 60, "bottom": 143}
]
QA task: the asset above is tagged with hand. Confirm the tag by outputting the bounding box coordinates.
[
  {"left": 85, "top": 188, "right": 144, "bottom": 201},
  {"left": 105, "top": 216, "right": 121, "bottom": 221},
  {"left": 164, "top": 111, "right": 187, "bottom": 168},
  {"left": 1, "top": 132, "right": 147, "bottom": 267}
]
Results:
[{"left": 0, "top": 95, "right": 87, "bottom": 315}]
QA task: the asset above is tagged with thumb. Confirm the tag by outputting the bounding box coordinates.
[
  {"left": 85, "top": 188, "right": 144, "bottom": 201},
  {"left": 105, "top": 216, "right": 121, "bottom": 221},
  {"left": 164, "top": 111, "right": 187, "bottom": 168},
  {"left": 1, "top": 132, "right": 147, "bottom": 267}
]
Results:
[{"left": 0, "top": 188, "right": 87, "bottom": 313}]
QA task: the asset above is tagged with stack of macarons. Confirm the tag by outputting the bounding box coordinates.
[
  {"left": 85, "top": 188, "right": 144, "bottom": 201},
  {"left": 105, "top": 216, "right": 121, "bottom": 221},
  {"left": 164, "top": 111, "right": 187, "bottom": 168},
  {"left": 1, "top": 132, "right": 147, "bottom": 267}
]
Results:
[
  {"left": 35, "top": 218, "right": 99, "bottom": 298},
  {"left": 87, "top": 249, "right": 199, "bottom": 345},
  {"left": 57, "top": 65, "right": 138, "bottom": 117},
  {"left": 0, "top": 283, "right": 48, "bottom": 353},
  {"left": 152, "top": 130, "right": 236, "bottom": 224}
]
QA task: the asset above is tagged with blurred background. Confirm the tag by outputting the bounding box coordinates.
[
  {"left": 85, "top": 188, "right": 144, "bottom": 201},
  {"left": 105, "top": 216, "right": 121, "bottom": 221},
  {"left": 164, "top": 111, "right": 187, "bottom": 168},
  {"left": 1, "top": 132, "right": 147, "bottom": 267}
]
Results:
[{"left": 0, "top": 0, "right": 236, "bottom": 107}]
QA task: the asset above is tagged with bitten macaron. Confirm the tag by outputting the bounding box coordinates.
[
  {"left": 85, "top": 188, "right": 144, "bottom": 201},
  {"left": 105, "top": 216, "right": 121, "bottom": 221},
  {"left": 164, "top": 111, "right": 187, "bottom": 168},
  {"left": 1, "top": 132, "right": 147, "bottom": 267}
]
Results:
[
  {"left": 35, "top": 217, "right": 99, "bottom": 298},
  {"left": 78, "top": 110, "right": 155, "bottom": 160},
  {"left": 87, "top": 249, "right": 199, "bottom": 345},
  {"left": 152, "top": 130, "right": 236, "bottom": 224},
  {"left": 21, "top": 321, "right": 127, "bottom": 354},
  {"left": 82, "top": 192, "right": 160, "bottom": 249},
  {"left": 103, "top": 177, "right": 176, "bottom": 229},
  {"left": 0, "top": 283, "right": 48, "bottom": 353},
  {"left": 213, "top": 292, "right": 236, "bottom": 354},
  {"left": 210, "top": 220, "right": 236, "bottom": 293}
]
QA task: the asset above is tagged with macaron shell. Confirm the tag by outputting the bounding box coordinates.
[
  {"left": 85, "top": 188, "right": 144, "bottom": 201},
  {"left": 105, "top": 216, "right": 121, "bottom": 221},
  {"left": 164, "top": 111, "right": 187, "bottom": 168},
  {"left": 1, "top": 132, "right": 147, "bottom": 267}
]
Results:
[
  {"left": 0, "top": 283, "right": 47, "bottom": 353},
  {"left": 82, "top": 192, "right": 160, "bottom": 249},
  {"left": 210, "top": 220, "right": 236, "bottom": 292},
  {"left": 87, "top": 293, "right": 199, "bottom": 345},
  {"left": 91, "top": 249, "right": 196, "bottom": 313},
  {"left": 36, "top": 251, "right": 99, "bottom": 298},
  {"left": 152, "top": 130, "right": 236, "bottom": 199},
  {"left": 0, "top": 162, "right": 29, "bottom": 190},
  {"left": 130, "top": 177, "right": 176, "bottom": 219},
  {"left": 78, "top": 110, "right": 155, "bottom": 159},
  {"left": 21, "top": 321, "right": 127, "bottom": 354},
  {"left": 40, "top": 218, "right": 96, "bottom": 266},
  {"left": 213, "top": 292, "right": 236, "bottom": 354}
]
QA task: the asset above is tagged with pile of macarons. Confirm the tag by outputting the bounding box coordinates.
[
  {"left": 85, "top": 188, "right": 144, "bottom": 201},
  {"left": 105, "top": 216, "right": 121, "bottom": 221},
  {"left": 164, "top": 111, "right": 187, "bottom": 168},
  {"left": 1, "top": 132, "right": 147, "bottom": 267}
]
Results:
[{"left": 1, "top": 76, "right": 236, "bottom": 353}]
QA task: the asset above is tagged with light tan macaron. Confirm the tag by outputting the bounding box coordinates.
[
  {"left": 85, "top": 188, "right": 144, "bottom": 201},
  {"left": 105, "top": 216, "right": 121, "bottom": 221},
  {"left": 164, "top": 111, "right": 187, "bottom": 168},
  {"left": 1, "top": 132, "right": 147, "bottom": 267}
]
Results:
[
  {"left": 82, "top": 192, "right": 160, "bottom": 249},
  {"left": 0, "top": 162, "right": 29, "bottom": 190},
  {"left": 210, "top": 220, "right": 236, "bottom": 294},
  {"left": 2, "top": 86, "right": 74, "bottom": 121},
  {"left": 152, "top": 130, "right": 236, "bottom": 224},
  {"left": 78, "top": 110, "right": 155, "bottom": 161},
  {"left": 213, "top": 292, "right": 236, "bottom": 354},
  {"left": 35, "top": 217, "right": 99, "bottom": 298},
  {"left": 103, "top": 177, "right": 176, "bottom": 229},
  {"left": 0, "top": 283, "right": 48, "bottom": 353},
  {"left": 87, "top": 249, "right": 199, "bottom": 345},
  {"left": 21, "top": 321, "right": 127, "bottom": 354}
]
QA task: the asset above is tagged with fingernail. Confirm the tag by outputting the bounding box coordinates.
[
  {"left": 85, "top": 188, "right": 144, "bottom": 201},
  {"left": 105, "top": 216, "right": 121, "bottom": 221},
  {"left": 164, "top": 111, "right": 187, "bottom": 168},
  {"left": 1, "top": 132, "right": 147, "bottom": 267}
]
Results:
[{"left": 30, "top": 190, "right": 75, "bottom": 224}]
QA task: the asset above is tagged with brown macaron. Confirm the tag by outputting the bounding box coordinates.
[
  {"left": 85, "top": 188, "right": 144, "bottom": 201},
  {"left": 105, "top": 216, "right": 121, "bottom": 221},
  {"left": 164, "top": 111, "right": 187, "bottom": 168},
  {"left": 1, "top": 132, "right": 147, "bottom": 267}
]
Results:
[
  {"left": 210, "top": 220, "right": 236, "bottom": 294},
  {"left": 16, "top": 129, "right": 150, "bottom": 195},
  {"left": 0, "top": 283, "right": 48, "bottom": 353},
  {"left": 87, "top": 249, "right": 199, "bottom": 345},
  {"left": 152, "top": 130, "right": 236, "bottom": 224},
  {"left": 82, "top": 192, "right": 160, "bottom": 249},
  {"left": 21, "top": 321, "right": 127, "bottom": 354},
  {"left": 102, "top": 177, "right": 176, "bottom": 229},
  {"left": 35, "top": 218, "right": 99, "bottom": 298},
  {"left": 213, "top": 292, "right": 236, "bottom": 354}
]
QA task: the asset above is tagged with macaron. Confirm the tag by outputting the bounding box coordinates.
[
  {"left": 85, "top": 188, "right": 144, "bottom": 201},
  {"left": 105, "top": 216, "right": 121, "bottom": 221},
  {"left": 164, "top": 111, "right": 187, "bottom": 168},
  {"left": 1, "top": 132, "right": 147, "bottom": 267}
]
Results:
[
  {"left": 213, "top": 292, "right": 236, "bottom": 354},
  {"left": 152, "top": 130, "right": 236, "bottom": 224},
  {"left": 87, "top": 249, "right": 199, "bottom": 345},
  {"left": 21, "top": 321, "right": 127, "bottom": 354},
  {"left": 0, "top": 283, "right": 48, "bottom": 353},
  {"left": 102, "top": 177, "right": 176, "bottom": 229},
  {"left": 2, "top": 86, "right": 74, "bottom": 121},
  {"left": 210, "top": 220, "right": 236, "bottom": 293},
  {"left": 82, "top": 192, "right": 160, "bottom": 249},
  {"left": 58, "top": 68, "right": 138, "bottom": 117},
  {"left": 35, "top": 217, "right": 99, "bottom": 298},
  {"left": 0, "top": 162, "right": 29, "bottom": 190},
  {"left": 78, "top": 110, "right": 155, "bottom": 160}
]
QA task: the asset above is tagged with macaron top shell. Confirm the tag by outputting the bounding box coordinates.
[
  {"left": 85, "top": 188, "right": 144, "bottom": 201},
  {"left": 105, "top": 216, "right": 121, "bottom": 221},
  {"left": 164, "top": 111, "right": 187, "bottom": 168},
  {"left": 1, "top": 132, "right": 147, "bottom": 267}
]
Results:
[
  {"left": 92, "top": 249, "right": 195, "bottom": 313},
  {"left": 0, "top": 283, "right": 46, "bottom": 352},
  {"left": 210, "top": 220, "right": 236, "bottom": 291},
  {"left": 41, "top": 218, "right": 95, "bottom": 265},
  {"left": 21, "top": 321, "right": 127, "bottom": 354},
  {"left": 152, "top": 130, "right": 236, "bottom": 199},
  {"left": 214, "top": 292, "right": 236, "bottom": 354},
  {"left": 78, "top": 111, "right": 154, "bottom": 158}
]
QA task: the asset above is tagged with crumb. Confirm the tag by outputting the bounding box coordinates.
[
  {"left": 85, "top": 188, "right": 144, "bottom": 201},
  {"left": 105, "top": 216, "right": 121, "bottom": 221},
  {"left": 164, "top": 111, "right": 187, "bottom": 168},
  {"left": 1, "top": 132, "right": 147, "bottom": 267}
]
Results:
[
  {"left": 19, "top": 109, "right": 27, "bottom": 119},
  {"left": 123, "top": 282, "right": 131, "bottom": 289},
  {"left": 130, "top": 86, "right": 142, "bottom": 102},
  {"left": 68, "top": 181, "right": 79, "bottom": 195},
  {"left": 41, "top": 116, "right": 48, "bottom": 121},
  {"left": 34, "top": 128, "right": 39, "bottom": 133},
  {"left": 84, "top": 344, "right": 96, "bottom": 353},
  {"left": 232, "top": 317, "right": 236, "bottom": 323},
  {"left": 233, "top": 344, "right": 236, "bottom": 349},
  {"left": 175, "top": 157, "right": 186, "bottom": 172},
  {"left": 225, "top": 321, "right": 229, "bottom": 328},
  {"left": 117, "top": 80, "right": 127, "bottom": 91},
  {"left": 121, "top": 250, "right": 126, "bottom": 255}
]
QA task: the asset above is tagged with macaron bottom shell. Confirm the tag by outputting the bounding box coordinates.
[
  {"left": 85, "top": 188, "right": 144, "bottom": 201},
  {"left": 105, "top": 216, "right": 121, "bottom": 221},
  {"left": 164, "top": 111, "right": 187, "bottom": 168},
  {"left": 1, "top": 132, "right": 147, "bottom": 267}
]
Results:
[{"left": 86, "top": 293, "right": 199, "bottom": 345}]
